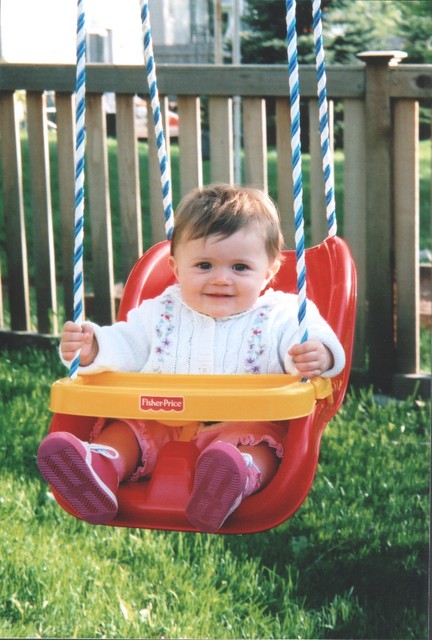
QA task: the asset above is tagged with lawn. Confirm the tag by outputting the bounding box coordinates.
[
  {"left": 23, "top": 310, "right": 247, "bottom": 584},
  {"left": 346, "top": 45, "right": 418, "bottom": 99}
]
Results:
[{"left": 0, "top": 347, "right": 429, "bottom": 639}]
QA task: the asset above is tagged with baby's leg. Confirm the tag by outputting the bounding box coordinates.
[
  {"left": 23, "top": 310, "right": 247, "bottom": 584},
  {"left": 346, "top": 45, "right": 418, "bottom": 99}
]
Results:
[
  {"left": 92, "top": 420, "right": 141, "bottom": 481},
  {"left": 186, "top": 422, "right": 284, "bottom": 533},
  {"left": 37, "top": 420, "right": 176, "bottom": 524},
  {"left": 37, "top": 428, "right": 124, "bottom": 525}
]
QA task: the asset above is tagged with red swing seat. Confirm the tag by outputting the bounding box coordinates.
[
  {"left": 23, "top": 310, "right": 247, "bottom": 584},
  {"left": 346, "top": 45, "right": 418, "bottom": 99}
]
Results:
[{"left": 48, "top": 235, "right": 356, "bottom": 533}]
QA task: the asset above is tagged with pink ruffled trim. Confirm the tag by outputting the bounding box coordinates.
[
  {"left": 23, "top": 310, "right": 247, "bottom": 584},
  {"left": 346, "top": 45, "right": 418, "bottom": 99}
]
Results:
[
  {"left": 123, "top": 419, "right": 159, "bottom": 481},
  {"left": 89, "top": 417, "right": 108, "bottom": 441},
  {"left": 194, "top": 421, "right": 286, "bottom": 458},
  {"left": 236, "top": 433, "right": 284, "bottom": 458}
]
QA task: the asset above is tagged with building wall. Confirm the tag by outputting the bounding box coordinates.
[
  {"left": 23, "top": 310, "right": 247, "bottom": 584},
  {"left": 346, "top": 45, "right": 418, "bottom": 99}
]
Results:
[
  {"left": 149, "top": 0, "right": 191, "bottom": 46},
  {"left": 150, "top": 0, "right": 213, "bottom": 63}
]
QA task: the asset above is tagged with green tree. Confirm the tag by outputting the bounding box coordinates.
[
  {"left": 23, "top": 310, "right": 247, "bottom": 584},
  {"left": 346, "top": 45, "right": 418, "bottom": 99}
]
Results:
[
  {"left": 322, "top": 0, "right": 380, "bottom": 64},
  {"left": 239, "top": 0, "right": 431, "bottom": 65},
  {"left": 241, "top": 0, "right": 332, "bottom": 64},
  {"left": 395, "top": 0, "right": 432, "bottom": 63}
]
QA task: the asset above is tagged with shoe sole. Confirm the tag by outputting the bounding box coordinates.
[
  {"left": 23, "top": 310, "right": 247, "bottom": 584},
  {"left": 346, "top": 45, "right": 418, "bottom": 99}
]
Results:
[
  {"left": 186, "top": 442, "right": 247, "bottom": 533},
  {"left": 38, "top": 433, "right": 118, "bottom": 525}
]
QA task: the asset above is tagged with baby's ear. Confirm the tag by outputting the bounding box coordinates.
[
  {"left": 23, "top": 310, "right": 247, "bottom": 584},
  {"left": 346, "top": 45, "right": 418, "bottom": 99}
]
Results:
[
  {"left": 271, "top": 259, "right": 281, "bottom": 278},
  {"left": 263, "top": 259, "right": 281, "bottom": 289},
  {"left": 168, "top": 255, "right": 178, "bottom": 279}
]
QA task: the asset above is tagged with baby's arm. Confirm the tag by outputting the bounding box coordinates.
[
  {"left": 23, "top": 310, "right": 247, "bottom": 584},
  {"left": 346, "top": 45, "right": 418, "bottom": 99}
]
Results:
[
  {"left": 288, "top": 339, "right": 333, "bottom": 379},
  {"left": 60, "top": 320, "right": 99, "bottom": 366}
]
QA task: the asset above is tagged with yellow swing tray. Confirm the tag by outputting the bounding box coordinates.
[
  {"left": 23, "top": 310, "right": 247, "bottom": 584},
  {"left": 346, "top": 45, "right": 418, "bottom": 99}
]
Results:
[{"left": 50, "top": 372, "right": 333, "bottom": 423}]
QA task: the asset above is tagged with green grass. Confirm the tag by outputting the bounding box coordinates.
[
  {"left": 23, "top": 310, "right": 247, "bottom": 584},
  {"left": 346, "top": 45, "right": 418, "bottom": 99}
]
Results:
[
  {"left": 0, "top": 348, "right": 429, "bottom": 639},
  {"left": 418, "top": 138, "right": 432, "bottom": 253}
]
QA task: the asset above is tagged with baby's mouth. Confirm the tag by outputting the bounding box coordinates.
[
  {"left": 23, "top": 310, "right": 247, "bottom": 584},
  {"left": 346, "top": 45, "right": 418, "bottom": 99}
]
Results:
[{"left": 205, "top": 293, "right": 234, "bottom": 298}]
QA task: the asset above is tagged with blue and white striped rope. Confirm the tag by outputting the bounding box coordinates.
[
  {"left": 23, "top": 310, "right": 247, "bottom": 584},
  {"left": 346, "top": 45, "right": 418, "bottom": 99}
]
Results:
[
  {"left": 286, "top": 0, "right": 308, "bottom": 346},
  {"left": 312, "top": 0, "right": 337, "bottom": 237},
  {"left": 141, "top": 0, "right": 174, "bottom": 239},
  {"left": 70, "top": 0, "right": 86, "bottom": 379}
]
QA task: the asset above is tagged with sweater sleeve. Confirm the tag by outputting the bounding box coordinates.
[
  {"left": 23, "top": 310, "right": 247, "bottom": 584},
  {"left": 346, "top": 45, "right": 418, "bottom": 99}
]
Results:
[
  {"left": 75, "top": 302, "right": 154, "bottom": 375},
  {"left": 280, "top": 297, "right": 346, "bottom": 377}
]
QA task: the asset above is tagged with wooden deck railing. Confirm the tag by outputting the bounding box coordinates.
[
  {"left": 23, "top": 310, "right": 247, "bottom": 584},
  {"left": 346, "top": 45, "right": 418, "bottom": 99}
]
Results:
[{"left": 0, "top": 53, "right": 431, "bottom": 394}]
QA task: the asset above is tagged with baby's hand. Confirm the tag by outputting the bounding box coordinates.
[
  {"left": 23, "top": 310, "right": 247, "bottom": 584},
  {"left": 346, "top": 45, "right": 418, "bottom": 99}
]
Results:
[
  {"left": 288, "top": 340, "right": 333, "bottom": 379},
  {"left": 60, "top": 321, "right": 98, "bottom": 366}
]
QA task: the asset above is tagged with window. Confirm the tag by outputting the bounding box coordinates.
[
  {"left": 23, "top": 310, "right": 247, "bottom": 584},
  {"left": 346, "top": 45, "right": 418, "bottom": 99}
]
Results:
[{"left": 87, "top": 30, "right": 113, "bottom": 63}]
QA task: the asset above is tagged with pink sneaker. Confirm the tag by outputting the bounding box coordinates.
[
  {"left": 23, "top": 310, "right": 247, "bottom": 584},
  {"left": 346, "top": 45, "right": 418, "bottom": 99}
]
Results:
[
  {"left": 37, "top": 432, "right": 120, "bottom": 525},
  {"left": 185, "top": 442, "right": 261, "bottom": 533}
]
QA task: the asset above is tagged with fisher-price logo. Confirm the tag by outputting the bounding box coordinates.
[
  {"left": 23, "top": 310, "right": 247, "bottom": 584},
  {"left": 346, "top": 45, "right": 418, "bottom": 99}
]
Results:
[{"left": 140, "top": 395, "right": 184, "bottom": 412}]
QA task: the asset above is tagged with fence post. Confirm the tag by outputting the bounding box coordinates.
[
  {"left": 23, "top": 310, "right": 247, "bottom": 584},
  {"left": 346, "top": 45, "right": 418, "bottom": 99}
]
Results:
[
  {"left": 357, "top": 51, "right": 407, "bottom": 392},
  {"left": 343, "top": 98, "right": 367, "bottom": 373},
  {"left": 393, "top": 100, "right": 420, "bottom": 375},
  {"left": 0, "top": 92, "right": 31, "bottom": 331},
  {"left": 26, "top": 91, "right": 58, "bottom": 335}
]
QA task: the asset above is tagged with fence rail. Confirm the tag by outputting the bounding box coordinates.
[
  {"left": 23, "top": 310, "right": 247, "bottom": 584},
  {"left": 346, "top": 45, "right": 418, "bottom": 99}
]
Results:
[{"left": 0, "top": 55, "right": 431, "bottom": 395}]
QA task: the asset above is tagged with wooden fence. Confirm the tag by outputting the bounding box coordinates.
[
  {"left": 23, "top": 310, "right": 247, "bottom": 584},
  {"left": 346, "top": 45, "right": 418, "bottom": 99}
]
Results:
[{"left": 0, "top": 52, "right": 431, "bottom": 395}]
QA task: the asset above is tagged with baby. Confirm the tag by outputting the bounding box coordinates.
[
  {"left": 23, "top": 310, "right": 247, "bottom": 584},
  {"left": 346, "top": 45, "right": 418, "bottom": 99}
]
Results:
[{"left": 38, "top": 183, "right": 345, "bottom": 532}]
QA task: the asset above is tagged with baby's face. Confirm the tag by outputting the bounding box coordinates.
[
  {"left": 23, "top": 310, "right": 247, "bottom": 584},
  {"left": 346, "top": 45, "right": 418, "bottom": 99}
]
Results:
[{"left": 169, "top": 227, "right": 280, "bottom": 318}]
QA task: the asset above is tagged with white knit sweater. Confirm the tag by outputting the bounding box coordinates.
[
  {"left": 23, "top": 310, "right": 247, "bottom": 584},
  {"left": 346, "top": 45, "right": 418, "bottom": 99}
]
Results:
[{"left": 77, "top": 285, "right": 345, "bottom": 377}]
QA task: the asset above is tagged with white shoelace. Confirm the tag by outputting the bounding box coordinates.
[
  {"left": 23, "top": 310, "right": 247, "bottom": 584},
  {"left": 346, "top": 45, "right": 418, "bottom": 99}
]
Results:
[
  {"left": 241, "top": 452, "right": 261, "bottom": 475},
  {"left": 88, "top": 443, "right": 120, "bottom": 460}
]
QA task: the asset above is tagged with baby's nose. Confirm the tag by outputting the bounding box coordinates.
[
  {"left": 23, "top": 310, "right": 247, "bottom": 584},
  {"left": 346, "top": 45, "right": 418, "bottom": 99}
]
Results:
[{"left": 210, "top": 268, "right": 232, "bottom": 284}]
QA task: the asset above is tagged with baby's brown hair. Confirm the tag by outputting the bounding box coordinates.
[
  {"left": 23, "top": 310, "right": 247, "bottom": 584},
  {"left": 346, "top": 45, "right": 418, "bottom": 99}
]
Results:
[{"left": 170, "top": 183, "right": 284, "bottom": 262}]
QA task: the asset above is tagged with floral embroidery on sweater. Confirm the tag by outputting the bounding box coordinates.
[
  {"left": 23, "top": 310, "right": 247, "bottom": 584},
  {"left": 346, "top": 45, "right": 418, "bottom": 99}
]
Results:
[
  {"left": 244, "top": 306, "right": 271, "bottom": 373},
  {"left": 154, "top": 294, "right": 175, "bottom": 371}
]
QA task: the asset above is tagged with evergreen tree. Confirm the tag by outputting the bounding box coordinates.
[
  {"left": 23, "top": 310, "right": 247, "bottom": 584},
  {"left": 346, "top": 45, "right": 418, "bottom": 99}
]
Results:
[
  {"left": 239, "top": 0, "right": 431, "bottom": 65},
  {"left": 395, "top": 0, "right": 432, "bottom": 63},
  {"left": 241, "top": 0, "right": 332, "bottom": 64}
]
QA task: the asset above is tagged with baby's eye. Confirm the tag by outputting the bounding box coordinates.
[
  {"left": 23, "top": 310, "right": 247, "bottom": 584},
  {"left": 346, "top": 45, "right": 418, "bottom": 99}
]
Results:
[
  {"left": 232, "top": 263, "right": 249, "bottom": 272},
  {"left": 196, "top": 262, "right": 212, "bottom": 270}
]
